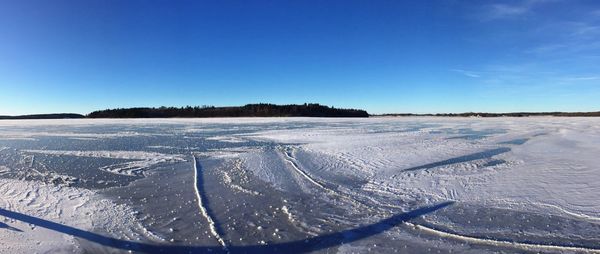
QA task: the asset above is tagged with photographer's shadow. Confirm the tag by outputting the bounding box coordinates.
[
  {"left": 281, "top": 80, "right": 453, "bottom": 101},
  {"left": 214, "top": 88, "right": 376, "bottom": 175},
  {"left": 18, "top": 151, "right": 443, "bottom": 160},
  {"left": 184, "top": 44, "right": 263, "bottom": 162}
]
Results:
[{"left": 0, "top": 201, "right": 453, "bottom": 253}]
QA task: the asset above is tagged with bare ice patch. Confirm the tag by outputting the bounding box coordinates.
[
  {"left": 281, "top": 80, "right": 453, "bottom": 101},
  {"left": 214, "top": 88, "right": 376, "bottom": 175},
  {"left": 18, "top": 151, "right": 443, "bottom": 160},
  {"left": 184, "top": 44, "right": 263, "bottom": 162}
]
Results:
[{"left": 22, "top": 150, "right": 186, "bottom": 176}]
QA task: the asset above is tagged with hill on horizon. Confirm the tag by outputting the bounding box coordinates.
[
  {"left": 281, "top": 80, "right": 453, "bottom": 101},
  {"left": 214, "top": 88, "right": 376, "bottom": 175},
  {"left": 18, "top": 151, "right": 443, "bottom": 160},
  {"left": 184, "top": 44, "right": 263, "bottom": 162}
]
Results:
[{"left": 87, "top": 103, "right": 370, "bottom": 118}]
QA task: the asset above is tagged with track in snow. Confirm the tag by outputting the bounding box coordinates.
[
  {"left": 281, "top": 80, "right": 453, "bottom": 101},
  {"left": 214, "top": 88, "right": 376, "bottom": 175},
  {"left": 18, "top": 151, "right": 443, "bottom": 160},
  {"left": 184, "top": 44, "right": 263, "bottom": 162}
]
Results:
[
  {"left": 411, "top": 222, "right": 600, "bottom": 253},
  {"left": 191, "top": 154, "right": 229, "bottom": 252}
]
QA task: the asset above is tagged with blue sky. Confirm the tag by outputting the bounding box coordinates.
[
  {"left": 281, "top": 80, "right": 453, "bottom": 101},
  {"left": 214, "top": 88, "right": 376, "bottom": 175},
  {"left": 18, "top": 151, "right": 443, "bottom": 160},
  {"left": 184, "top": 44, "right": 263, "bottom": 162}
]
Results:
[{"left": 1, "top": 0, "right": 599, "bottom": 115}]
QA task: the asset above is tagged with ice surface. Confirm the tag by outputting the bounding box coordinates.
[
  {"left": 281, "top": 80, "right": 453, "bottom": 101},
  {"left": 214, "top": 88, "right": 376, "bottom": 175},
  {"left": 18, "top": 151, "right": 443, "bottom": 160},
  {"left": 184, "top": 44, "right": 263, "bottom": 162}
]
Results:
[
  {"left": 0, "top": 178, "right": 153, "bottom": 253},
  {"left": 1, "top": 117, "right": 600, "bottom": 253},
  {"left": 22, "top": 150, "right": 185, "bottom": 176}
]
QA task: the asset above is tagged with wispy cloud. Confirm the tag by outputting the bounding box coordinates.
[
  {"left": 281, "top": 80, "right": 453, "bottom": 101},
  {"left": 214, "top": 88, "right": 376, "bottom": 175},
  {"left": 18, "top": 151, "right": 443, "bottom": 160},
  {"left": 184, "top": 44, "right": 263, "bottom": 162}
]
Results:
[
  {"left": 563, "top": 76, "right": 600, "bottom": 81},
  {"left": 525, "top": 43, "right": 567, "bottom": 54},
  {"left": 569, "top": 22, "right": 600, "bottom": 37},
  {"left": 481, "top": 0, "right": 556, "bottom": 21},
  {"left": 473, "top": 62, "right": 599, "bottom": 94},
  {"left": 513, "top": 4, "right": 600, "bottom": 58},
  {"left": 451, "top": 69, "right": 481, "bottom": 78},
  {"left": 526, "top": 21, "right": 600, "bottom": 56},
  {"left": 488, "top": 4, "right": 530, "bottom": 18}
]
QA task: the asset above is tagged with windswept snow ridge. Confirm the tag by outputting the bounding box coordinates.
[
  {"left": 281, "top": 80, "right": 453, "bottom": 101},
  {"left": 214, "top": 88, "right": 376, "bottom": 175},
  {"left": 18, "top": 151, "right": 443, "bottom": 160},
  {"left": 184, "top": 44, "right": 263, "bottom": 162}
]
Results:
[
  {"left": 191, "top": 155, "right": 228, "bottom": 252},
  {"left": 221, "top": 164, "right": 261, "bottom": 196},
  {"left": 280, "top": 147, "right": 326, "bottom": 190},
  {"left": 410, "top": 222, "right": 600, "bottom": 253}
]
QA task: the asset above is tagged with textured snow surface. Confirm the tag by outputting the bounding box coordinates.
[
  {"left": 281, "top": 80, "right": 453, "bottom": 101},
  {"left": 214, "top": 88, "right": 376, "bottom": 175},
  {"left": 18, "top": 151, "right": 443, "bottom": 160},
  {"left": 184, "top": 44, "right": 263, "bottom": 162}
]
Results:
[
  {"left": 1, "top": 117, "right": 599, "bottom": 253},
  {"left": 241, "top": 118, "right": 600, "bottom": 220},
  {"left": 0, "top": 178, "right": 152, "bottom": 253}
]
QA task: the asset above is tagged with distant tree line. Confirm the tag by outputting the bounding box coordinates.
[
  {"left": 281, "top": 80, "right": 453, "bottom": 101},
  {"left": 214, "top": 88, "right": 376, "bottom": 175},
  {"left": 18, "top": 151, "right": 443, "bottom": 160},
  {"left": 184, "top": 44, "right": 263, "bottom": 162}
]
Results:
[
  {"left": 87, "top": 103, "right": 370, "bottom": 118},
  {"left": 377, "top": 111, "right": 600, "bottom": 117},
  {"left": 4, "top": 107, "right": 600, "bottom": 120},
  {"left": 0, "top": 113, "right": 85, "bottom": 120}
]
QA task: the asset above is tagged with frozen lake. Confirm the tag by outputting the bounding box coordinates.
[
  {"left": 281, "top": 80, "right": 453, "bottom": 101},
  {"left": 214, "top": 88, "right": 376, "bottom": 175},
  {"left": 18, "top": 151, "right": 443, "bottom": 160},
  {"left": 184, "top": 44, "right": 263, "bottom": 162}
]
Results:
[{"left": 1, "top": 117, "right": 599, "bottom": 253}]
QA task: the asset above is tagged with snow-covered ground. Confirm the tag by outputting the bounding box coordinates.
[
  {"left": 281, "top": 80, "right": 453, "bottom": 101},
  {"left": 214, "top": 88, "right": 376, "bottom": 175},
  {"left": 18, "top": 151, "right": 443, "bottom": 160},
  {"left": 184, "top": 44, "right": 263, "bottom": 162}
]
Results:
[{"left": 1, "top": 117, "right": 599, "bottom": 253}]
